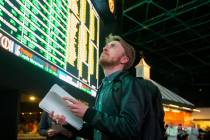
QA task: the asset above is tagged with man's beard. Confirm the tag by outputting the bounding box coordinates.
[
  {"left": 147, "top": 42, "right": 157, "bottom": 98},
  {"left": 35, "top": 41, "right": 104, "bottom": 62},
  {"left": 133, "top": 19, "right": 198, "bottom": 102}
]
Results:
[{"left": 99, "top": 55, "right": 120, "bottom": 68}]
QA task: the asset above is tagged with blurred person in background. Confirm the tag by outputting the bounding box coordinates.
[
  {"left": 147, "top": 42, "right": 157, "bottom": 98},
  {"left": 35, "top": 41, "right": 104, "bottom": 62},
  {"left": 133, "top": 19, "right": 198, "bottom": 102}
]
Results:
[
  {"left": 177, "top": 124, "right": 188, "bottom": 140},
  {"left": 188, "top": 124, "right": 199, "bottom": 140},
  {"left": 39, "top": 111, "right": 75, "bottom": 140},
  {"left": 166, "top": 123, "right": 178, "bottom": 140}
]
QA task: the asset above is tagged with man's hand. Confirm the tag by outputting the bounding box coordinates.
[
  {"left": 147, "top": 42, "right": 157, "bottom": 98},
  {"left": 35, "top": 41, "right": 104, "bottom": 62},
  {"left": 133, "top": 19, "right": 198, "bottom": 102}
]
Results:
[
  {"left": 49, "top": 111, "right": 67, "bottom": 125},
  {"left": 47, "top": 129, "right": 57, "bottom": 137},
  {"left": 63, "top": 97, "right": 89, "bottom": 119}
]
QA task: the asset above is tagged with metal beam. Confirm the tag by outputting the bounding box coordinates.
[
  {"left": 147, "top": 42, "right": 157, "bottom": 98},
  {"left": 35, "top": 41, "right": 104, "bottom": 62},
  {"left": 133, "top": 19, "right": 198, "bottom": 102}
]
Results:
[
  {"left": 123, "top": 1, "right": 147, "bottom": 14},
  {"left": 124, "top": 14, "right": 210, "bottom": 72},
  {"left": 152, "top": 1, "right": 210, "bottom": 45},
  {"left": 123, "top": 0, "right": 210, "bottom": 36},
  {"left": 123, "top": 1, "right": 210, "bottom": 67},
  {"left": 159, "top": 45, "right": 210, "bottom": 59},
  {"left": 146, "top": 14, "right": 210, "bottom": 44},
  {"left": 155, "top": 33, "right": 210, "bottom": 52}
]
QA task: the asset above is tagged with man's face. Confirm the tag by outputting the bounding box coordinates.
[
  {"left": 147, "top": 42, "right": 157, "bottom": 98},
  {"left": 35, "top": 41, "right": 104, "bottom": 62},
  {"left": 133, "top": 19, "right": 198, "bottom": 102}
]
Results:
[{"left": 99, "top": 41, "right": 128, "bottom": 68}]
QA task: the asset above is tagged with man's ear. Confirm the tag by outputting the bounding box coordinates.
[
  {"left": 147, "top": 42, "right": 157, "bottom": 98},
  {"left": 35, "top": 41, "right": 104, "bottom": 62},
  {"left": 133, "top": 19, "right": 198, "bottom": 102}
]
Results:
[{"left": 120, "top": 56, "right": 129, "bottom": 64}]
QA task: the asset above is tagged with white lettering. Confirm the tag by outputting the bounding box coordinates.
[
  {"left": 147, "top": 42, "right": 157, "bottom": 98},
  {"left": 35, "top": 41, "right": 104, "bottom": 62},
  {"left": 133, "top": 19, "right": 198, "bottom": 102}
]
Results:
[{"left": 0, "top": 32, "right": 14, "bottom": 52}]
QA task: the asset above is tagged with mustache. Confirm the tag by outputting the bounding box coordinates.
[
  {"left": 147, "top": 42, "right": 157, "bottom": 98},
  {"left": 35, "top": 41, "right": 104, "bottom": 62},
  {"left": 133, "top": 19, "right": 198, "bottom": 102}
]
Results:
[{"left": 101, "top": 51, "right": 109, "bottom": 56}]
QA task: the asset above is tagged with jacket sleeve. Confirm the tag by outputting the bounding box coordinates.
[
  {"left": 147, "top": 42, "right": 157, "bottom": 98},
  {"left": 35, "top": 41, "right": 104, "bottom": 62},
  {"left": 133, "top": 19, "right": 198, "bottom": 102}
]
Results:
[
  {"left": 39, "top": 112, "right": 49, "bottom": 136},
  {"left": 83, "top": 78, "right": 148, "bottom": 139}
]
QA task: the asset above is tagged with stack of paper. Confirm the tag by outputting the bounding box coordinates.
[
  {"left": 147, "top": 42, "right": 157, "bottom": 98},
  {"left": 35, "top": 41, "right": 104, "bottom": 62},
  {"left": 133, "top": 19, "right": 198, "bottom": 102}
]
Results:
[{"left": 39, "top": 84, "right": 83, "bottom": 130}]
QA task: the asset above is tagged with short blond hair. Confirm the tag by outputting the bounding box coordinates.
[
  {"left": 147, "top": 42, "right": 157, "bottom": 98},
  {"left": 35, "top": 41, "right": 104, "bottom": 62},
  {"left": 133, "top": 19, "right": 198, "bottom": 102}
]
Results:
[{"left": 105, "top": 34, "right": 136, "bottom": 70}]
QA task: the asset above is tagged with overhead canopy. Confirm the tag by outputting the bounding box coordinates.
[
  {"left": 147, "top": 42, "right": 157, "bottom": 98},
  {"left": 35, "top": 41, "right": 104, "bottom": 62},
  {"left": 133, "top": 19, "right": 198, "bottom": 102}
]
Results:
[{"left": 150, "top": 79, "right": 194, "bottom": 108}]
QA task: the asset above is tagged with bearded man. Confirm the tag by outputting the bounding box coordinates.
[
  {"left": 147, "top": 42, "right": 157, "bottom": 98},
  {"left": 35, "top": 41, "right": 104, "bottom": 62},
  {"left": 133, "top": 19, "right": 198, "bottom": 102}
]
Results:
[{"left": 51, "top": 34, "right": 164, "bottom": 140}]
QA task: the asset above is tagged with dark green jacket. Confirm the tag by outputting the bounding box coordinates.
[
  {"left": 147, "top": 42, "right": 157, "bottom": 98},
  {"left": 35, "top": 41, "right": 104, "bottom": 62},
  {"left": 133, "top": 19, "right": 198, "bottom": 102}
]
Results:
[{"left": 66, "top": 70, "right": 164, "bottom": 140}]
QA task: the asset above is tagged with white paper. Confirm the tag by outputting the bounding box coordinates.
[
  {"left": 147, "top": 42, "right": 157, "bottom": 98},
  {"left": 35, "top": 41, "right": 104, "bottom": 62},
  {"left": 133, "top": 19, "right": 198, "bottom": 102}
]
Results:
[{"left": 39, "top": 84, "right": 83, "bottom": 130}]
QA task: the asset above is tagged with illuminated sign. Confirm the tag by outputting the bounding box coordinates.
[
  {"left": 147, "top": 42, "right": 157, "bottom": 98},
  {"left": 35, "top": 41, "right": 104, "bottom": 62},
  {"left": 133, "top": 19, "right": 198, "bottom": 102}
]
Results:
[{"left": 0, "top": 0, "right": 100, "bottom": 97}]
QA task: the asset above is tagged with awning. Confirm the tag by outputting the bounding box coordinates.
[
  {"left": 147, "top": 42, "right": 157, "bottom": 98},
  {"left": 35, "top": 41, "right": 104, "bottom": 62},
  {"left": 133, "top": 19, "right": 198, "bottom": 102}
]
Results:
[{"left": 149, "top": 79, "right": 194, "bottom": 108}]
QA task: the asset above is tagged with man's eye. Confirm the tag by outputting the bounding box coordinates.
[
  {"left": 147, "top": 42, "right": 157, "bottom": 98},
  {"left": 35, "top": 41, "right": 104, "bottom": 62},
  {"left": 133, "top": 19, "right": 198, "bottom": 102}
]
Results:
[{"left": 110, "top": 44, "right": 115, "bottom": 47}]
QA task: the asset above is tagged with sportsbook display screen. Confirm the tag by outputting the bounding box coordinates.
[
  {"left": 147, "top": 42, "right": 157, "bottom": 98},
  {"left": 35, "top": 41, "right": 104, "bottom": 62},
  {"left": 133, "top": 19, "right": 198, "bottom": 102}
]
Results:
[{"left": 0, "top": 0, "right": 100, "bottom": 96}]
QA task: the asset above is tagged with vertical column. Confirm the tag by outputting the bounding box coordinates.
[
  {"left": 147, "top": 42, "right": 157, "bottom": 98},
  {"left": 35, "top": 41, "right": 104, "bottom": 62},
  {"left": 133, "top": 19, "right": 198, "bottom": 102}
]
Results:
[{"left": 0, "top": 89, "right": 19, "bottom": 139}]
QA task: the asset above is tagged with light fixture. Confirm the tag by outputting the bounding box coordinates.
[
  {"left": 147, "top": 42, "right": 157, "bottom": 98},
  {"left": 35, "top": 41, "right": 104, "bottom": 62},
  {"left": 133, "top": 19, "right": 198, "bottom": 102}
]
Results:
[
  {"left": 171, "top": 109, "right": 180, "bottom": 113},
  {"left": 181, "top": 107, "right": 192, "bottom": 111},
  {"left": 192, "top": 109, "right": 200, "bottom": 112},
  {"left": 91, "top": 0, "right": 119, "bottom": 23},
  {"left": 163, "top": 107, "right": 170, "bottom": 111},
  {"left": 108, "top": 0, "right": 115, "bottom": 14},
  {"left": 168, "top": 104, "right": 179, "bottom": 108},
  {"left": 29, "top": 96, "right": 36, "bottom": 101}
]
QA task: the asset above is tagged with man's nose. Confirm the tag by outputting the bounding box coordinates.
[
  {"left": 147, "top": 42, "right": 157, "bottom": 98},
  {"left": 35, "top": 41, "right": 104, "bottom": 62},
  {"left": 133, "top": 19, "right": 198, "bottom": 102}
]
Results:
[
  {"left": 103, "top": 45, "right": 109, "bottom": 51},
  {"left": 103, "top": 45, "right": 108, "bottom": 51}
]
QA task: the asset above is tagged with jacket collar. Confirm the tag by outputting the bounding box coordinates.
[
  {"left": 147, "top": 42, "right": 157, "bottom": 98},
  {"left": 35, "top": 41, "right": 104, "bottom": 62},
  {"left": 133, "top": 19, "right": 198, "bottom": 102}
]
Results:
[{"left": 113, "top": 70, "right": 130, "bottom": 82}]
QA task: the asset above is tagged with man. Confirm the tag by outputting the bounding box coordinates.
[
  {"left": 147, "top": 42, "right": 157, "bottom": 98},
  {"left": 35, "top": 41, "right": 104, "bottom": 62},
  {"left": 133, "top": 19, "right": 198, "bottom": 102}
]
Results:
[{"left": 51, "top": 34, "right": 164, "bottom": 140}]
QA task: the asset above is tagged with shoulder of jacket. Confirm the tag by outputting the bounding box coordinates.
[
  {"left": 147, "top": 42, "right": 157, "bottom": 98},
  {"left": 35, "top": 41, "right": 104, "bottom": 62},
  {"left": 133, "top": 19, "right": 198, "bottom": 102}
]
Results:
[{"left": 114, "top": 71, "right": 134, "bottom": 81}]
